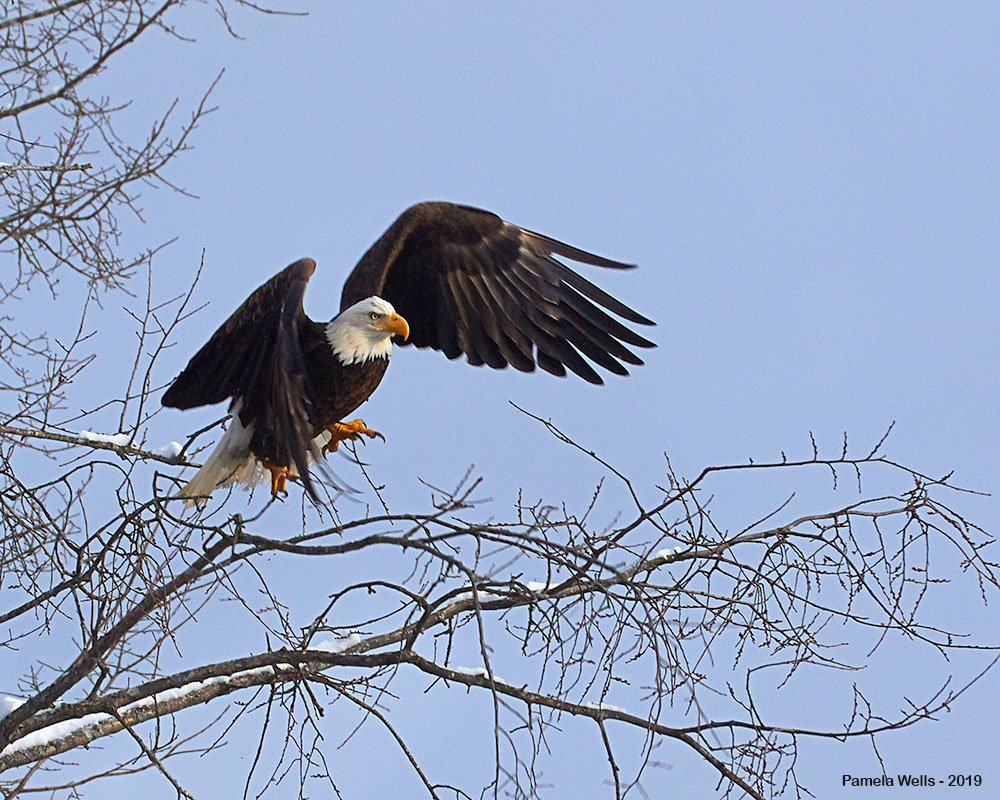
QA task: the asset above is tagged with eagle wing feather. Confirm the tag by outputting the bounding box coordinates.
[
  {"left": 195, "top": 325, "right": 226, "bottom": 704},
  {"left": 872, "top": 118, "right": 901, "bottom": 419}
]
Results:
[
  {"left": 162, "top": 258, "right": 319, "bottom": 499},
  {"left": 340, "top": 202, "right": 654, "bottom": 384}
]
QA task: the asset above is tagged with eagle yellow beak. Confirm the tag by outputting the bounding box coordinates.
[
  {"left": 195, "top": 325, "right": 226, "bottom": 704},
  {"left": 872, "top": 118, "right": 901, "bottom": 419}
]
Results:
[{"left": 377, "top": 311, "right": 410, "bottom": 341}]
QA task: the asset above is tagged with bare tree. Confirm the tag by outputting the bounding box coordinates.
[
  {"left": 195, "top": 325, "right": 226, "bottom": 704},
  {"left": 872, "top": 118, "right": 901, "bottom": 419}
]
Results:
[
  {"left": 2, "top": 385, "right": 996, "bottom": 799},
  {"left": 0, "top": 0, "right": 278, "bottom": 428},
  {"left": 1, "top": 5, "right": 997, "bottom": 800}
]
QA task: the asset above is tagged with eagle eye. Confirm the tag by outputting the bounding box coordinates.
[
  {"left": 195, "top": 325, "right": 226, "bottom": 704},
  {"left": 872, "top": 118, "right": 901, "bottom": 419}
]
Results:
[{"left": 369, "top": 311, "right": 380, "bottom": 321}]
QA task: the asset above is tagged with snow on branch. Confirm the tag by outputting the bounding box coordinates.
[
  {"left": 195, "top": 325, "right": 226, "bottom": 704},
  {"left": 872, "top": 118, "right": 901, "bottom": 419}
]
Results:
[
  {"left": 0, "top": 424, "right": 193, "bottom": 466},
  {"left": 0, "top": 665, "right": 283, "bottom": 771},
  {"left": 0, "top": 162, "right": 92, "bottom": 177}
]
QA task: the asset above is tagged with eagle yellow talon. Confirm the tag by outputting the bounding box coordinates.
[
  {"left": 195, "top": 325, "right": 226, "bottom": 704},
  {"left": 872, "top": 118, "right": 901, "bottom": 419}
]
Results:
[
  {"left": 266, "top": 464, "right": 290, "bottom": 497},
  {"left": 323, "top": 419, "right": 384, "bottom": 455}
]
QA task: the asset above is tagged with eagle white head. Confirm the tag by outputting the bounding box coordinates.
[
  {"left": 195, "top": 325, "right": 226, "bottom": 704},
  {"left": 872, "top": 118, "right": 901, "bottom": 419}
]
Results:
[{"left": 326, "top": 296, "right": 410, "bottom": 366}]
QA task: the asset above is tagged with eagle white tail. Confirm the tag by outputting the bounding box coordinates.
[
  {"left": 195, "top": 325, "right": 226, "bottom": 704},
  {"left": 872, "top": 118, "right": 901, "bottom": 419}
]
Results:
[
  {"left": 178, "top": 408, "right": 333, "bottom": 507},
  {"left": 178, "top": 412, "right": 259, "bottom": 507}
]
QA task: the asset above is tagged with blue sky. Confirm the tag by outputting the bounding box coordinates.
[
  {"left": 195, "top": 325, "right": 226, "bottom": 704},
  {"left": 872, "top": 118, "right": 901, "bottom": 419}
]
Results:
[{"left": 32, "top": 3, "right": 999, "bottom": 797}]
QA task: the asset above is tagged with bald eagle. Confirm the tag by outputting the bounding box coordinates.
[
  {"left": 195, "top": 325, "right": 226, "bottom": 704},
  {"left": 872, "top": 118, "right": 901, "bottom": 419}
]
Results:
[{"left": 162, "top": 202, "right": 655, "bottom": 503}]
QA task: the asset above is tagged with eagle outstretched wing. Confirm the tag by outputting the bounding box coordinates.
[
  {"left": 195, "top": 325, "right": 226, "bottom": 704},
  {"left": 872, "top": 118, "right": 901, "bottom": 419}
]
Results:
[
  {"left": 340, "top": 202, "right": 655, "bottom": 384},
  {"left": 162, "top": 258, "right": 320, "bottom": 498}
]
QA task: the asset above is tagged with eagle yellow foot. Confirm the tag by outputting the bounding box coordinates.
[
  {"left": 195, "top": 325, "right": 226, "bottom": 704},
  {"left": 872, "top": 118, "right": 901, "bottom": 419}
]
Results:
[
  {"left": 323, "top": 419, "right": 384, "bottom": 454},
  {"left": 266, "top": 464, "right": 291, "bottom": 497}
]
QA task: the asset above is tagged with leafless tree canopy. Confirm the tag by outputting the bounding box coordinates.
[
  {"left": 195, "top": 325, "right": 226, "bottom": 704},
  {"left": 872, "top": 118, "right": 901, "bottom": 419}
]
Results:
[{"left": 1, "top": 5, "right": 997, "bottom": 800}]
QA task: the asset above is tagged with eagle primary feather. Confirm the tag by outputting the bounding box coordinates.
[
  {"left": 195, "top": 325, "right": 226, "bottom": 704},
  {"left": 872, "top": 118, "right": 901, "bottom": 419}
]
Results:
[{"left": 163, "top": 201, "right": 655, "bottom": 504}]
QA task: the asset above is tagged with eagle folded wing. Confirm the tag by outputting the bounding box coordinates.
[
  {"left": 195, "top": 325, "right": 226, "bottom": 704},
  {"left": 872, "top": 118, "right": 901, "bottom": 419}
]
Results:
[{"left": 162, "top": 258, "right": 320, "bottom": 499}]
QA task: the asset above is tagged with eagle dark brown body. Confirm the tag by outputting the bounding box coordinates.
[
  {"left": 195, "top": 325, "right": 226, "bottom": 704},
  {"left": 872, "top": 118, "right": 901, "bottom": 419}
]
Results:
[
  {"left": 235, "top": 314, "right": 391, "bottom": 473},
  {"left": 163, "top": 201, "right": 656, "bottom": 504},
  {"left": 298, "top": 318, "right": 390, "bottom": 435}
]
